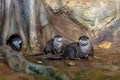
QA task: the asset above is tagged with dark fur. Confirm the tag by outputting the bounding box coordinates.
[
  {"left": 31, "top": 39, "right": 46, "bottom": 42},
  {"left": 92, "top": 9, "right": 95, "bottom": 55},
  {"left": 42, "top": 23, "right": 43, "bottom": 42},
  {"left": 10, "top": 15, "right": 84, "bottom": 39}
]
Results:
[
  {"left": 62, "top": 42, "right": 81, "bottom": 60},
  {"left": 44, "top": 35, "right": 63, "bottom": 54}
]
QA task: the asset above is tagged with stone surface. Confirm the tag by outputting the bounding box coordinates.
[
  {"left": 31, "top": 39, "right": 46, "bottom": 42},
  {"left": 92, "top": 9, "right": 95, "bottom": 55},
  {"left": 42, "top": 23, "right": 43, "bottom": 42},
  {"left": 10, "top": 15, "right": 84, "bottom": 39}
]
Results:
[{"left": 45, "top": 0, "right": 120, "bottom": 31}]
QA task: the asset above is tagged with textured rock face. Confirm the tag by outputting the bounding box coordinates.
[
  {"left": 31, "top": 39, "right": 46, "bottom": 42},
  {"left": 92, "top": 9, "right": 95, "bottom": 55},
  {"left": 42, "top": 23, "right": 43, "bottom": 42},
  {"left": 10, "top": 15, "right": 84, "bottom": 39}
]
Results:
[{"left": 45, "top": 0, "right": 120, "bottom": 31}]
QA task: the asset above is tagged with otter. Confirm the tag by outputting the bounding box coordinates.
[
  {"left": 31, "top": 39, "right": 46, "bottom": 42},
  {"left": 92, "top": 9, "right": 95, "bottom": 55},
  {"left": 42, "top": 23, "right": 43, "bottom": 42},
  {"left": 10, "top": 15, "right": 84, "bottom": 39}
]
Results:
[
  {"left": 44, "top": 35, "right": 63, "bottom": 54},
  {"left": 63, "top": 36, "right": 94, "bottom": 60},
  {"left": 6, "top": 34, "right": 22, "bottom": 51}
]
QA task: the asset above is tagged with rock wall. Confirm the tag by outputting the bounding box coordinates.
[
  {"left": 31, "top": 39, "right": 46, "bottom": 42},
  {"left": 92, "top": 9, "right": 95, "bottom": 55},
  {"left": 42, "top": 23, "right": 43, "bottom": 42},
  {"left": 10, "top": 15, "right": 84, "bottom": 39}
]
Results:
[{"left": 45, "top": 0, "right": 120, "bottom": 49}]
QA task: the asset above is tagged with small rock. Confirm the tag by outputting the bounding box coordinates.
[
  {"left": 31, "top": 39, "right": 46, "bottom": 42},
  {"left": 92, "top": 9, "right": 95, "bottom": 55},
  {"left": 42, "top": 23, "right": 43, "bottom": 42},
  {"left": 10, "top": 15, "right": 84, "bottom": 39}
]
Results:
[
  {"left": 65, "top": 61, "right": 76, "bottom": 66},
  {"left": 98, "top": 41, "right": 112, "bottom": 49},
  {"left": 37, "top": 61, "right": 43, "bottom": 64}
]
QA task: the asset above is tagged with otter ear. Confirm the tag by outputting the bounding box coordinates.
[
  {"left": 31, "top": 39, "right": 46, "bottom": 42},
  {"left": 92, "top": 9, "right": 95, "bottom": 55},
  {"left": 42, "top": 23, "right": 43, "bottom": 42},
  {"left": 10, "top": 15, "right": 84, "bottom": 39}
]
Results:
[
  {"left": 86, "top": 36, "right": 89, "bottom": 39},
  {"left": 79, "top": 37, "right": 81, "bottom": 40}
]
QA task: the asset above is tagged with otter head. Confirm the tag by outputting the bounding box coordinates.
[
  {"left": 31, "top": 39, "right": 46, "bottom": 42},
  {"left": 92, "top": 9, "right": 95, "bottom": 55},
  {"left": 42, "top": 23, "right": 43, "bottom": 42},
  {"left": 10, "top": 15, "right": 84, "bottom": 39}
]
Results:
[
  {"left": 79, "top": 36, "right": 90, "bottom": 46},
  {"left": 53, "top": 35, "right": 63, "bottom": 47}
]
